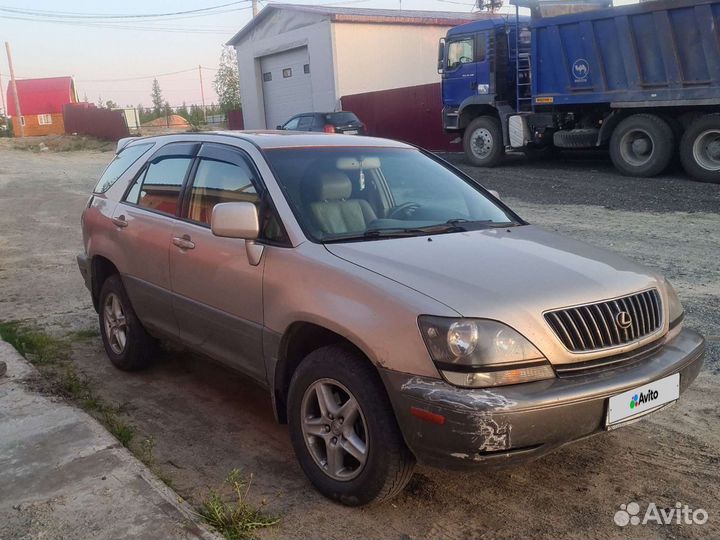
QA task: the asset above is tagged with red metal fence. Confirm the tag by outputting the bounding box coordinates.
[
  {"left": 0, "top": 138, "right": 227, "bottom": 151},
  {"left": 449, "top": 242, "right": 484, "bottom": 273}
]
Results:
[
  {"left": 341, "top": 83, "right": 460, "bottom": 152},
  {"left": 227, "top": 109, "right": 245, "bottom": 130},
  {"left": 63, "top": 103, "right": 129, "bottom": 141}
]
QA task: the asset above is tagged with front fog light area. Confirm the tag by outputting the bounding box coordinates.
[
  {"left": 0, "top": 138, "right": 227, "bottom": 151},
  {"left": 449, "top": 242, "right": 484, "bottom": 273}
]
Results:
[{"left": 418, "top": 316, "right": 555, "bottom": 388}]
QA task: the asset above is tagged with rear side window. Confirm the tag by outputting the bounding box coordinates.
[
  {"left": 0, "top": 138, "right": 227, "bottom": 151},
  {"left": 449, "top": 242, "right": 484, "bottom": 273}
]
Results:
[
  {"left": 94, "top": 143, "right": 154, "bottom": 193},
  {"left": 297, "top": 116, "right": 314, "bottom": 130},
  {"left": 125, "top": 156, "right": 193, "bottom": 215}
]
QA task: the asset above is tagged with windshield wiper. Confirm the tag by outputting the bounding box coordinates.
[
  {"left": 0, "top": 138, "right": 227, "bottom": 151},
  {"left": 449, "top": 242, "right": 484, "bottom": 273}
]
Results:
[
  {"left": 321, "top": 220, "right": 517, "bottom": 244},
  {"left": 323, "top": 224, "right": 466, "bottom": 243}
]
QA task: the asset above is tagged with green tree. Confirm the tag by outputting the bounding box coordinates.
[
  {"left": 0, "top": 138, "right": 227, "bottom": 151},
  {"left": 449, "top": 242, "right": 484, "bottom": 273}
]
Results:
[
  {"left": 105, "top": 100, "right": 118, "bottom": 109},
  {"left": 213, "top": 46, "right": 241, "bottom": 113},
  {"left": 151, "top": 78, "right": 164, "bottom": 115},
  {"left": 176, "top": 101, "right": 189, "bottom": 120}
]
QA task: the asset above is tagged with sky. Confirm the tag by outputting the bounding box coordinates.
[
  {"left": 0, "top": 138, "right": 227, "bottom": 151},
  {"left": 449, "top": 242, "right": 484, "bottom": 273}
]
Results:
[{"left": 0, "top": 0, "right": 640, "bottom": 112}]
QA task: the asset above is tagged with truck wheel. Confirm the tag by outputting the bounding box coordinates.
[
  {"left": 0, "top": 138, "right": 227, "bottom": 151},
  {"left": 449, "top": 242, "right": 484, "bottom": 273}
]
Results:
[
  {"left": 463, "top": 116, "right": 504, "bottom": 167},
  {"left": 98, "top": 274, "right": 156, "bottom": 371},
  {"left": 287, "top": 344, "right": 415, "bottom": 506},
  {"left": 609, "top": 114, "right": 674, "bottom": 177},
  {"left": 680, "top": 113, "right": 720, "bottom": 184},
  {"left": 553, "top": 128, "right": 599, "bottom": 149}
]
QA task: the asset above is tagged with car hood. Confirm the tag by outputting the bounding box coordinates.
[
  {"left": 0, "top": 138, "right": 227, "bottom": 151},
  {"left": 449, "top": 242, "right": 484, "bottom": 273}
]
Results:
[{"left": 325, "top": 225, "right": 661, "bottom": 328}]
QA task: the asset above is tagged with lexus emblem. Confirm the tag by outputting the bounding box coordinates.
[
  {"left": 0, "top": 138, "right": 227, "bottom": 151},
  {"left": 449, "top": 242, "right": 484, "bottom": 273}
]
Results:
[{"left": 616, "top": 311, "right": 632, "bottom": 329}]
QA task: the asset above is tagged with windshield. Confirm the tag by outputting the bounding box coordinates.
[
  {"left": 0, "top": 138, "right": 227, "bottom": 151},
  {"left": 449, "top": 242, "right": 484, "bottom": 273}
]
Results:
[{"left": 264, "top": 147, "right": 521, "bottom": 243}]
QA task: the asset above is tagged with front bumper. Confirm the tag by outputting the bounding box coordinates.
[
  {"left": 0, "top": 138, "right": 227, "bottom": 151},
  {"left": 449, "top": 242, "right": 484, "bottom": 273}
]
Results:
[{"left": 380, "top": 327, "right": 705, "bottom": 469}]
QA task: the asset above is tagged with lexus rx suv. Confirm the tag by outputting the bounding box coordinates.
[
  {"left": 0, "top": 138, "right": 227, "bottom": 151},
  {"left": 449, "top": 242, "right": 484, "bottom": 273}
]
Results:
[{"left": 78, "top": 131, "right": 705, "bottom": 506}]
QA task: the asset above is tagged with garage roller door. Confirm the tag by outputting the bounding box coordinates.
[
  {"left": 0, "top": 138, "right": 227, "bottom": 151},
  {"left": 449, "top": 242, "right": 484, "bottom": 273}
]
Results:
[{"left": 260, "top": 47, "right": 313, "bottom": 129}]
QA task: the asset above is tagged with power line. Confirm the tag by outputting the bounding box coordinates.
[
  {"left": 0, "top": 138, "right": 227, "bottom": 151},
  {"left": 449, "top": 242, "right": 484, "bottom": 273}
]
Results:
[
  {"left": 0, "top": 1, "right": 250, "bottom": 20},
  {"left": 0, "top": 11, "right": 248, "bottom": 33}
]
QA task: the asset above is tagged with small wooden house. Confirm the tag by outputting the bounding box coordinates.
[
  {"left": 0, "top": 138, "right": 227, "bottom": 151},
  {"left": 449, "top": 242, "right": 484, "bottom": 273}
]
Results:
[{"left": 6, "top": 77, "right": 77, "bottom": 136}]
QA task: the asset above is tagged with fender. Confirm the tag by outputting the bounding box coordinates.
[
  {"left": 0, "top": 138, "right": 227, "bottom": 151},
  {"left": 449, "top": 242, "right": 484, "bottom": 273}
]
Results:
[{"left": 597, "top": 110, "right": 624, "bottom": 146}]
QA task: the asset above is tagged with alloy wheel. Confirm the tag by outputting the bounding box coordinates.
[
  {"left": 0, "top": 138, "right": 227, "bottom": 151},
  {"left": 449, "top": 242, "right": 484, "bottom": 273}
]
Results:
[
  {"left": 300, "top": 378, "right": 369, "bottom": 481},
  {"left": 103, "top": 292, "right": 128, "bottom": 355}
]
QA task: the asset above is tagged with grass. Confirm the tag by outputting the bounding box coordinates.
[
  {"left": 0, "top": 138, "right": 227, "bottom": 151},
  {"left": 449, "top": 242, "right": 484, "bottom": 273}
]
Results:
[
  {"left": 0, "top": 321, "right": 69, "bottom": 364},
  {"left": 0, "top": 320, "right": 135, "bottom": 448},
  {"left": 1, "top": 320, "right": 280, "bottom": 536},
  {"left": 67, "top": 327, "right": 101, "bottom": 341},
  {"left": 199, "top": 469, "right": 278, "bottom": 540}
]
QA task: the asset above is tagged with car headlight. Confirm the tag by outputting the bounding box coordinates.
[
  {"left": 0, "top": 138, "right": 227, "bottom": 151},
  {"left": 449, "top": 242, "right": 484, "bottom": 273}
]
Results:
[
  {"left": 665, "top": 281, "right": 685, "bottom": 328},
  {"left": 418, "top": 316, "right": 555, "bottom": 388}
]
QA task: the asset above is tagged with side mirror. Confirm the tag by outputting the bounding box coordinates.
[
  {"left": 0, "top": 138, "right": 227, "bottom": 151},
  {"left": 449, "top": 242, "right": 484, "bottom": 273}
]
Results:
[
  {"left": 437, "top": 38, "right": 446, "bottom": 73},
  {"left": 488, "top": 189, "right": 501, "bottom": 200},
  {"left": 211, "top": 202, "right": 259, "bottom": 239}
]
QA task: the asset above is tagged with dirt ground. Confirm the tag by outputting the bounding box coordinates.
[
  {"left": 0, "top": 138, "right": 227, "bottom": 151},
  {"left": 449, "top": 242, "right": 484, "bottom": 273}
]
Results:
[{"left": 1, "top": 141, "right": 718, "bottom": 539}]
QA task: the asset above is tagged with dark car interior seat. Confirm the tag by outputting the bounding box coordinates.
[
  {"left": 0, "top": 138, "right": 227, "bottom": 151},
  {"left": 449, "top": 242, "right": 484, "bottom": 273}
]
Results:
[{"left": 302, "top": 171, "right": 377, "bottom": 236}]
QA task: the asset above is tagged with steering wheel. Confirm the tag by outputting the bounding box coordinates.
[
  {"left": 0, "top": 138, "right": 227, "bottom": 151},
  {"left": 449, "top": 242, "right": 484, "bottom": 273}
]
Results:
[
  {"left": 388, "top": 202, "right": 421, "bottom": 220},
  {"left": 459, "top": 56, "right": 472, "bottom": 64}
]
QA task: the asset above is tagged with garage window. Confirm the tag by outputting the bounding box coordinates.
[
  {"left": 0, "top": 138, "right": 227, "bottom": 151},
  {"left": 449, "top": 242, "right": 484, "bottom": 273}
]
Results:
[
  {"left": 263, "top": 72, "right": 272, "bottom": 82},
  {"left": 304, "top": 64, "right": 310, "bottom": 74},
  {"left": 283, "top": 68, "right": 292, "bottom": 78}
]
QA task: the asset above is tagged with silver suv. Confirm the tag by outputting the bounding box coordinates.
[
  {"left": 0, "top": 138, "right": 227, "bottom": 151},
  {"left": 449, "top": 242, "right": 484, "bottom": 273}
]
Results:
[{"left": 78, "top": 132, "right": 705, "bottom": 506}]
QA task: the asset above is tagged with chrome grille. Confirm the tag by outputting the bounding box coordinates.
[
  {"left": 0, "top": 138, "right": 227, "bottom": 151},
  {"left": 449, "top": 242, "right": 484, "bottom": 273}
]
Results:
[{"left": 545, "top": 289, "right": 662, "bottom": 353}]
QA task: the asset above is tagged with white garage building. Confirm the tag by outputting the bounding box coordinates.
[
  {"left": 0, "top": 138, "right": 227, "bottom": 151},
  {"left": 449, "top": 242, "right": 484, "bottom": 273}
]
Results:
[{"left": 227, "top": 4, "right": 475, "bottom": 130}]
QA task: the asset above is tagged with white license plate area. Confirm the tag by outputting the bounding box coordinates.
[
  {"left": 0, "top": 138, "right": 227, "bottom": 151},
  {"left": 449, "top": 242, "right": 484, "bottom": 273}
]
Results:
[
  {"left": 344, "top": 130, "right": 358, "bottom": 135},
  {"left": 606, "top": 373, "right": 680, "bottom": 427}
]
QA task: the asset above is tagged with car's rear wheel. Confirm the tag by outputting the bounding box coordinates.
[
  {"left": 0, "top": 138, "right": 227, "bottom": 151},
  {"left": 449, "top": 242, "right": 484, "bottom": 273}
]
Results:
[
  {"left": 287, "top": 344, "right": 415, "bottom": 506},
  {"left": 98, "top": 274, "right": 155, "bottom": 371}
]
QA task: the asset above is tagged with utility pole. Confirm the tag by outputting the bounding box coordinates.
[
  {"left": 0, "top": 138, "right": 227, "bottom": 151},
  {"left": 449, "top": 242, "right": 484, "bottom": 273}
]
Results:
[
  {"left": 252, "top": 0, "right": 258, "bottom": 17},
  {"left": 0, "top": 67, "right": 6, "bottom": 121},
  {"left": 198, "top": 65, "right": 207, "bottom": 123},
  {"left": 5, "top": 41, "right": 23, "bottom": 137}
]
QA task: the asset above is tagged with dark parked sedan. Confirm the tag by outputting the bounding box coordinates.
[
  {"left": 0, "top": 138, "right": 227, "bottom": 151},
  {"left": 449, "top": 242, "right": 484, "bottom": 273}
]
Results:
[{"left": 278, "top": 111, "right": 366, "bottom": 135}]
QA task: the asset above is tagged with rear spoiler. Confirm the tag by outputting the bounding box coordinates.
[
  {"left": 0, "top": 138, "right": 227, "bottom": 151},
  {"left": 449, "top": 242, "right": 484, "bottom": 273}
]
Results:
[{"left": 116, "top": 136, "right": 137, "bottom": 154}]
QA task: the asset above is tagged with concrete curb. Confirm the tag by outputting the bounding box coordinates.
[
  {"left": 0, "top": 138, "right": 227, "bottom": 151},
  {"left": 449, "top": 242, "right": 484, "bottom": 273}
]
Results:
[{"left": 0, "top": 339, "right": 223, "bottom": 540}]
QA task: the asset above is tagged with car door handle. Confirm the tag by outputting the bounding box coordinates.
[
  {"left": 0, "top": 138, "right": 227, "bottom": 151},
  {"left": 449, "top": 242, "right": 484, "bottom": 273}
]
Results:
[
  {"left": 111, "top": 215, "right": 128, "bottom": 228},
  {"left": 172, "top": 235, "right": 195, "bottom": 250}
]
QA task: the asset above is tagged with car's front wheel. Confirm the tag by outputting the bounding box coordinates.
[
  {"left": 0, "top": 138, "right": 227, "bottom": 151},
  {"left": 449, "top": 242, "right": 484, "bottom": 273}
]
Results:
[
  {"left": 98, "top": 274, "right": 156, "bottom": 371},
  {"left": 287, "top": 344, "right": 415, "bottom": 506}
]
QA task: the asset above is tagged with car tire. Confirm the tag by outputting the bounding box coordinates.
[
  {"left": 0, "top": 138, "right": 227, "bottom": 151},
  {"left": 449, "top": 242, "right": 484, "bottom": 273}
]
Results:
[
  {"left": 98, "top": 274, "right": 156, "bottom": 371},
  {"left": 609, "top": 114, "right": 674, "bottom": 177},
  {"left": 287, "top": 344, "right": 416, "bottom": 506},
  {"left": 463, "top": 116, "right": 504, "bottom": 167},
  {"left": 679, "top": 113, "right": 720, "bottom": 184}
]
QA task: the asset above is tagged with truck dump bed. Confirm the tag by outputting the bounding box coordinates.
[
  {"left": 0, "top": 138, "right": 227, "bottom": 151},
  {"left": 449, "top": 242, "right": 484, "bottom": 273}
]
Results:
[{"left": 531, "top": 0, "right": 720, "bottom": 108}]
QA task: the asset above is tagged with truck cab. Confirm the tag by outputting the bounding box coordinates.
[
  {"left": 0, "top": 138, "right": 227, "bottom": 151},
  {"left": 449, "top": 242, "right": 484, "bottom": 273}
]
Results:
[
  {"left": 439, "top": 16, "right": 532, "bottom": 166},
  {"left": 440, "top": 16, "right": 530, "bottom": 129}
]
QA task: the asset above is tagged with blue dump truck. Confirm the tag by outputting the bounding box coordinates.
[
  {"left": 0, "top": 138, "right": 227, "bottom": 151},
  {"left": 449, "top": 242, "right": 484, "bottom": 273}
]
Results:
[{"left": 439, "top": 0, "right": 720, "bottom": 183}]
